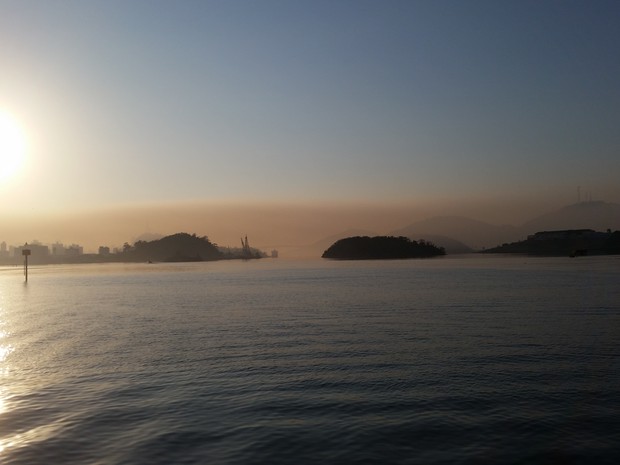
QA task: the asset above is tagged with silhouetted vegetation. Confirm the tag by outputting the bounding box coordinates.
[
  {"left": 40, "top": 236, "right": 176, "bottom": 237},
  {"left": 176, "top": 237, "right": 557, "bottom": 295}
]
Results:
[
  {"left": 322, "top": 236, "right": 445, "bottom": 260},
  {"left": 125, "top": 233, "right": 222, "bottom": 262},
  {"left": 482, "top": 229, "right": 620, "bottom": 256},
  {"left": 0, "top": 233, "right": 269, "bottom": 265}
]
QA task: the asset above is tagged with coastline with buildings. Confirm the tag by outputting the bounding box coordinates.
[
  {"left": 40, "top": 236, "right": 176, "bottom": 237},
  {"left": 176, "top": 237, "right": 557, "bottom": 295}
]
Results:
[
  {"left": 0, "top": 233, "right": 271, "bottom": 266},
  {"left": 1, "top": 239, "right": 133, "bottom": 266},
  {"left": 1, "top": 240, "right": 87, "bottom": 265}
]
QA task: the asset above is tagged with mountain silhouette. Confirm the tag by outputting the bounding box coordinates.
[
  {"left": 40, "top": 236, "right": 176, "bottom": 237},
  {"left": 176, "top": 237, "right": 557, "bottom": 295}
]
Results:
[
  {"left": 483, "top": 229, "right": 620, "bottom": 256},
  {"left": 285, "top": 229, "right": 378, "bottom": 258},
  {"left": 523, "top": 201, "right": 620, "bottom": 233},
  {"left": 387, "top": 229, "right": 473, "bottom": 254},
  {"left": 392, "top": 216, "right": 521, "bottom": 251},
  {"left": 391, "top": 201, "right": 620, "bottom": 251},
  {"left": 290, "top": 201, "right": 620, "bottom": 257},
  {"left": 133, "top": 232, "right": 165, "bottom": 243},
  {"left": 129, "top": 233, "right": 222, "bottom": 262}
]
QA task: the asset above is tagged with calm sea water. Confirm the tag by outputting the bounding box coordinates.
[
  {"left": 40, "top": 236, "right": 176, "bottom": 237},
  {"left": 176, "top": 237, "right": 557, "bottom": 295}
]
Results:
[{"left": 1, "top": 256, "right": 619, "bottom": 464}]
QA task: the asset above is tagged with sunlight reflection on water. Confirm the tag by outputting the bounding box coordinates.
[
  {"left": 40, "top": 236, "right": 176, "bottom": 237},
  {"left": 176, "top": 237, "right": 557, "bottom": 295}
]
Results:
[{"left": 0, "top": 257, "right": 619, "bottom": 464}]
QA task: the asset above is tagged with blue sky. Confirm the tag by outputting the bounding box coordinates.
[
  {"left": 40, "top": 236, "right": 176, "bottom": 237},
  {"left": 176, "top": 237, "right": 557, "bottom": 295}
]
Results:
[{"left": 1, "top": 0, "right": 620, "bottom": 240}]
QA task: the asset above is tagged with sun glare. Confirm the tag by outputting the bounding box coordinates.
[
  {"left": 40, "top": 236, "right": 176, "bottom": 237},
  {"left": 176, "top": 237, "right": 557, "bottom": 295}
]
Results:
[{"left": 0, "top": 111, "right": 27, "bottom": 183}]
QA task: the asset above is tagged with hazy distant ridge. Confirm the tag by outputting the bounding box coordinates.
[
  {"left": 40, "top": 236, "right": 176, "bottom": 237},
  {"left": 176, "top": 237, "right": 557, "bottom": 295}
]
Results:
[
  {"left": 390, "top": 216, "right": 520, "bottom": 251},
  {"left": 390, "top": 201, "right": 620, "bottom": 251},
  {"left": 523, "top": 201, "right": 620, "bottom": 233}
]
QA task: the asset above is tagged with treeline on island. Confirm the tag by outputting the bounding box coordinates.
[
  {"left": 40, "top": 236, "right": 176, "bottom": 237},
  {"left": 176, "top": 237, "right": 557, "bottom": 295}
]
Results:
[
  {"left": 482, "top": 229, "right": 620, "bottom": 257},
  {"left": 124, "top": 233, "right": 222, "bottom": 262},
  {"left": 124, "top": 233, "right": 264, "bottom": 262},
  {"left": 322, "top": 236, "right": 445, "bottom": 260}
]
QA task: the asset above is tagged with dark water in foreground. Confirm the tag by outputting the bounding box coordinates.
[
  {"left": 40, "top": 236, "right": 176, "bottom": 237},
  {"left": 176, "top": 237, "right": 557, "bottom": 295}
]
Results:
[{"left": 1, "top": 256, "right": 619, "bottom": 464}]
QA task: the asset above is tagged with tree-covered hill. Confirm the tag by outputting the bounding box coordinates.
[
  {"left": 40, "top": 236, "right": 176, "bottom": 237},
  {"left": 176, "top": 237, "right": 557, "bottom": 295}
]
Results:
[
  {"left": 127, "top": 233, "right": 222, "bottom": 262},
  {"left": 482, "top": 229, "right": 620, "bottom": 256},
  {"left": 322, "top": 236, "right": 445, "bottom": 260}
]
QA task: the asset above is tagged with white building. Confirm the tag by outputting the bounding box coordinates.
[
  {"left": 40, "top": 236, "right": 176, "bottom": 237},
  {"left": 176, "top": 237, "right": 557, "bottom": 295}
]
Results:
[
  {"left": 65, "top": 244, "right": 83, "bottom": 256},
  {"left": 15, "top": 243, "right": 50, "bottom": 258},
  {"left": 51, "top": 242, "right": 65, "bottom": 255}
]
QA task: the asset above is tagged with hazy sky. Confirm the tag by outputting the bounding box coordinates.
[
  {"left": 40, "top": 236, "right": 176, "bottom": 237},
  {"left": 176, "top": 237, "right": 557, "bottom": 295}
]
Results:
[{"left": 1, "top": 0, "right": 619, "bottom": 249}]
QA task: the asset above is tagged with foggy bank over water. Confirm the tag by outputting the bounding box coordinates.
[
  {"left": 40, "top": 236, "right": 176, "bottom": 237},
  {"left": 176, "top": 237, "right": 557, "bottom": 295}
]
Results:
[{"left": 1, "top": 195, "right": 615, "bottom": 254}]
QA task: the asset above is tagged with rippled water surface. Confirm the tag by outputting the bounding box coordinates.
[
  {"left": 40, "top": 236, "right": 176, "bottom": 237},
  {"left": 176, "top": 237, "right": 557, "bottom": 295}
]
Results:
[{"left": 1, "top": 256, "right": 619, "bottom": 464}]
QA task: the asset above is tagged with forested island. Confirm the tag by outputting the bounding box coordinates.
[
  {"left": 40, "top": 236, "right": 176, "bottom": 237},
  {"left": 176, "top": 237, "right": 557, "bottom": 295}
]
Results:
[
  {"left": 322, "top": 236, "right": 446, "bottom": 260},
  {"left": 125, "top": 233, "right": 223, "bottom": 262},
  {"left": 482, "top": 229, "right": 620, "bottom": 256}
]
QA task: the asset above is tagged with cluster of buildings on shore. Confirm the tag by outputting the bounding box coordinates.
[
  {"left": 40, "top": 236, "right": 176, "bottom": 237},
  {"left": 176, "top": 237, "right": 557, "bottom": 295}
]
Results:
[
  {"left": 1, "top": 237, "right": 278, "bottom": 263},
  {"left": 0, "top": 240, "right": 114, "bottom": 259}
]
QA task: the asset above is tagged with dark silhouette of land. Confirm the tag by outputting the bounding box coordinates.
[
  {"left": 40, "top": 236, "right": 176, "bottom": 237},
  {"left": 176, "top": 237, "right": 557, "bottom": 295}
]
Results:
[
  {"left": 322, "top": 236, "right": 445, "bottom": 260},
  {"left": 390, "top": 201, "right": 620, "bottom": 252},
  {"left": 391, "top": 216, "right": 520, "bottom": 251},
  {"left": 482, "top": 229, "right": 620, "bottom": 256},
  {"left": 387, "top": 229, "right": 474, "bottom": 254},
  {"left": 125, "top": 233, "right": 222, "bottom": 262},
  {"left": 3, "top": 201, "right": 620, "bottom": 262},
  {"left": 523, "top": 201, "right": 620, "bottom": 233},
  {"left": 0, "top": 233, "right": 263, "bottom": 265}
]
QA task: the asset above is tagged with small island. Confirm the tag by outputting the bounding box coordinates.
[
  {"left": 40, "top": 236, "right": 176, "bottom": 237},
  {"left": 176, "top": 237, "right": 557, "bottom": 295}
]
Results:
[
  {"left": 125, "top": 233, "right": 223, "bottom": 262},
  {"left": 322, "top": 236, "right": 446, "bottom": 260}
]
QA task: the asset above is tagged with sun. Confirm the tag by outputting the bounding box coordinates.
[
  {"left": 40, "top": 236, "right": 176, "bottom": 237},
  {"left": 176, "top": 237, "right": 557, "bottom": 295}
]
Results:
[{"left": 0, "top": 111, "right": 27, "bottom": 183}]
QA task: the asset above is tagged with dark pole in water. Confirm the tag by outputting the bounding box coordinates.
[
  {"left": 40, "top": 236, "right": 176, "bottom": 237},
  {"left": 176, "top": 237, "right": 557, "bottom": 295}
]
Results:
[{"left": 22, "top": 247, "right": 31, "bottom": 282}]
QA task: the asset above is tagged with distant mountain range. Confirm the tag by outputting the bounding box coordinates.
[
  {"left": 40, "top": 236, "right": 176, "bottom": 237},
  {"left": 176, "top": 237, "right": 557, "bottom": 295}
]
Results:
[
  {"left": 285, "top": 229, "right": 378, "bottom": 258},
  {"left": 392, "top": 201, "right": 620, "bottom": 252},
  {"left": 384, "top": 228, "right": 473, "bottom": 254},
  {"left": 523, "top": 201, "right": 620, "bottom": 233},
  {"left": 389, "top": 217, "right": 506, "bottom": 252},
  {"left": 307, "top": 201, "right": 620, "bottom": 256}
]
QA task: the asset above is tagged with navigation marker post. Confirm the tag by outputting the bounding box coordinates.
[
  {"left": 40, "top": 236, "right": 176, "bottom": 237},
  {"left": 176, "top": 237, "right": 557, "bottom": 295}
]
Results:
[{"left": 22, "top": 247, "right": 31, "bottom": 282}]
